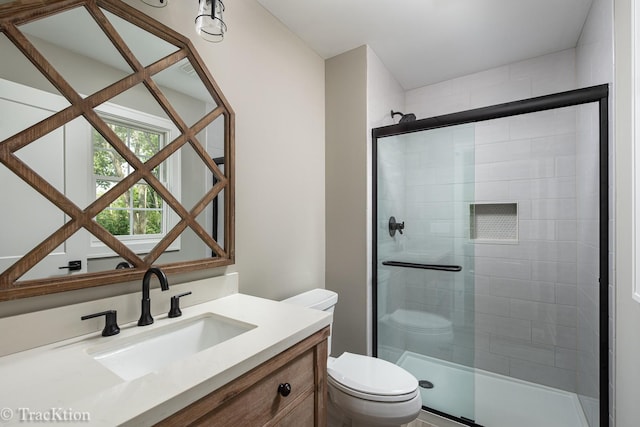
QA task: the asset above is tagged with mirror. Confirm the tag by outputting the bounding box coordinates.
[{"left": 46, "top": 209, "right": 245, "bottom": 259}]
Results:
[{"left": 0, "top": 0, "right": 235, "bottom": 300}]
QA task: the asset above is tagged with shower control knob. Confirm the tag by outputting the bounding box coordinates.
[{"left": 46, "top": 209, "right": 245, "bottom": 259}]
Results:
[
  {"left": 278, "top": 383, "right": 292, "bottom": 397},
  {"left": 389, "top": 216, "right": 405, "bottom": 237}
]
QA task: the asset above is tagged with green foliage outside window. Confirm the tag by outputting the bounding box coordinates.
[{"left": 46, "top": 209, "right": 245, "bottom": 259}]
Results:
[{"left": 93, "top": 122, "right": 165, "bottom": 236}]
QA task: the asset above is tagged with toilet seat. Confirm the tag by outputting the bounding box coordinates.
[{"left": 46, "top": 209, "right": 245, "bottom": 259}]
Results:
[{"left": 327, "top": 353, "right": 419, "bottom": 403}]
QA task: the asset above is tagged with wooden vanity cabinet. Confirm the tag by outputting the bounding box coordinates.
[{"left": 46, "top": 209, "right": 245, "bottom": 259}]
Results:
[{"left": 157, "top": 327, "right": 329, "bottom": 427}]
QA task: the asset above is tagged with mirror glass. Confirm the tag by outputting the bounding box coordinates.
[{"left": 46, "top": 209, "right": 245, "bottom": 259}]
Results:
[
  {"left": 19, "top": 7, "right": 134, "bottom": 98},
  {"left": 103, "top": 9, "right": 179, "bottom": 68},
  {"left": 0, "top": 1, "right": 233, "bottom": 294}
]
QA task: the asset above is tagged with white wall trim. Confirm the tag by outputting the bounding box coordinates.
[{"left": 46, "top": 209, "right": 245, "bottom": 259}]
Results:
[{"left": 632, "top": 0, "right": 640, "bottom": 303}]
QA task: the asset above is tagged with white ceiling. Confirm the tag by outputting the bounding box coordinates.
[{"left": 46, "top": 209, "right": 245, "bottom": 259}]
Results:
[{"left": 256, "top": 0, "right": 595, "bottom": 90}]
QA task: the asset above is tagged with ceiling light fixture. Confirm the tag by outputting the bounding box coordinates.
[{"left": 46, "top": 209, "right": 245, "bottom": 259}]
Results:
[
  {"left": 139, "top": 0, "right": 227, "bottom": 42},
  {"left": 195, "top": 0, "right": 227, "bottom": 43},
  {"left": 141, "top": 0, "right": 167, "bottom": 7}
]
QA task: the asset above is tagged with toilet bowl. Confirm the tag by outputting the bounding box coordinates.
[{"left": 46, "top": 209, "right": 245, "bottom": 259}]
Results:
[
  {"left": 282, "top": 289, "right": 422, "bottom": 427},
  {"left": 327, "top": 352, "right": 422, "bottom": 427}
]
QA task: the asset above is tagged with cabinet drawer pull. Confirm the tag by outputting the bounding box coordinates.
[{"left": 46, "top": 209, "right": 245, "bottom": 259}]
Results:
[{"left": 278, "top": 383, "right": 292, "bottom": 397}]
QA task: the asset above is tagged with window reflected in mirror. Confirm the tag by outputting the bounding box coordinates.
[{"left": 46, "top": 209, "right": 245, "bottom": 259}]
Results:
[{"left": 93, "top": 121, "right": 168, "bottom": 238}]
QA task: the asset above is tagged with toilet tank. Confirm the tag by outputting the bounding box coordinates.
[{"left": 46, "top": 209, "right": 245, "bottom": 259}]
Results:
[{"left": 281, "top": 288, "right": 338, "bottom": 354}]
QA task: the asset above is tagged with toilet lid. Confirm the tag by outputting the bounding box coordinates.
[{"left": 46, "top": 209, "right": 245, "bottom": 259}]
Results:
[
  {"left": 327, "top": 353, "right": 418, "bottom": 402},
  {"left": 387, "top": 309, "right": 452, "bottom": 334}
]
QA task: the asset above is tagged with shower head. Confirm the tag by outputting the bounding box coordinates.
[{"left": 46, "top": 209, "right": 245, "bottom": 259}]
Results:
[
  {"left": 391, "top": 110, "right": 416, "bottom": 123},
  {"left": 400, "top": 113, "right": 416, "bottom": 123}
]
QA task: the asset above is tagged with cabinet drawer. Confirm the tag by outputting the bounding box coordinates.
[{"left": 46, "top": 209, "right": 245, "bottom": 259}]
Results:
[
  {"left": 275, "top": 394, "right": 314, "bottom": 427},
  {"left": 156, "top": 327, "right": 329, "bottom": 427},
  {"left": 195, "top": 350, "right": 315, "bottom": 426}
]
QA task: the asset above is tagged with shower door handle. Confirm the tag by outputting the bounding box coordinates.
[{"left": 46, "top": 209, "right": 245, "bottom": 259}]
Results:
[{"left": 381, "top": 261, "right": 462, "bottom": 272}]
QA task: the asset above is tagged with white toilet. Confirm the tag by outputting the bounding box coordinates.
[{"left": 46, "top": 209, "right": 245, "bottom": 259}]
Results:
[{"left": 282, "top": 289, "right": 422, "bottom": 427}]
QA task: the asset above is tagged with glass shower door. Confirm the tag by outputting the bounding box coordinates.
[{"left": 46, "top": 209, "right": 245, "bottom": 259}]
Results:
[{"left": 375, "top": 124, "right": 476, "bottom": 422}]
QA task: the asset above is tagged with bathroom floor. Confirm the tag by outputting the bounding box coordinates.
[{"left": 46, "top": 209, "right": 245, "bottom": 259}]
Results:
[{"left": 397, "top": 351, "right": 589, "bottom": 427}]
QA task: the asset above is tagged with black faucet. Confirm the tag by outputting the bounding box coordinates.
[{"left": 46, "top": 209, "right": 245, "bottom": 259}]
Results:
[{"left": 138, "top": 267, "right": 169, "bottom": 326}]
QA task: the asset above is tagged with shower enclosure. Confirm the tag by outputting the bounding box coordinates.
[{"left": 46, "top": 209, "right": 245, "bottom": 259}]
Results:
[{"left": 372, "top": 86, "right": 609, "bottom": 427}]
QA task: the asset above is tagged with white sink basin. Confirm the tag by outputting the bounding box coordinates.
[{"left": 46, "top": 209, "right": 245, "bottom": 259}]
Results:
[{"left": 89, "top": 314, "right": 256, "bottom": 381}]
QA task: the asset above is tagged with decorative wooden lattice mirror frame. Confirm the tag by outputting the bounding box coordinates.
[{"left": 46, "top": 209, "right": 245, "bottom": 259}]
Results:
[{"left": 0, "top": 0, "right": 235, "bottom": 301}]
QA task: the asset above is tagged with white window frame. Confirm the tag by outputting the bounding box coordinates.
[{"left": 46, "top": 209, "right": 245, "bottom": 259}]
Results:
[{"left": 86, "top": 102, "right": 182, "bottom": 258}]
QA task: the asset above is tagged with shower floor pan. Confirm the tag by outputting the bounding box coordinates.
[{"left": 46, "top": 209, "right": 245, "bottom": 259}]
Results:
[{"left": 396, "top": 351, "right": 589, "bottom": 427}]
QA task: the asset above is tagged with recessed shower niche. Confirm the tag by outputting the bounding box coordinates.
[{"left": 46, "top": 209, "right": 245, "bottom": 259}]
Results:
[{"left": 470, "top": 203, "right": 518, "bottom": 241}]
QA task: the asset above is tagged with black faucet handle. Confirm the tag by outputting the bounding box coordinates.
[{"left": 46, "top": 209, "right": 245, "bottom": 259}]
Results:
[
  {"left": 81, "top": 310, "right": 120, "bottom": 337},
  {"left": 168, "top": 292, "right": 192, "bottom": 318}
]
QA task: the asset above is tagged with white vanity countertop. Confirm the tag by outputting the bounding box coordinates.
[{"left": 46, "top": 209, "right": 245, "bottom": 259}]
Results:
[{"left": 0, "top": 293, "right": 331, "bottom": 426}]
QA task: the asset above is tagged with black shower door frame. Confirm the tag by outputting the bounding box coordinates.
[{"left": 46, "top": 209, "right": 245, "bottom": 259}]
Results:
[{"left": 371, "top": 84, "right": 609, "bottom": 427}]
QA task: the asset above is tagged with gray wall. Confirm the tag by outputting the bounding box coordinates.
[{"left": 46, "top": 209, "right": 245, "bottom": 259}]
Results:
[
  {"left": 325, "top": 46, "right": 369, "bottom": 356},
  {"left": 325, "top": 45, "right": 405, "bottom": 358}
]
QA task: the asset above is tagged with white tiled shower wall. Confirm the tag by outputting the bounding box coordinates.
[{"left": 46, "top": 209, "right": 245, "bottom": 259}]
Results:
[
  {"left": 472, "top": 106, "right": 587, "bottom": 394},
  {"left": 381, "top": 101, "right": 588, "bottom": 392},
  {"left": 398, "top": 49, "right": 585, "bottom": 393}
]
